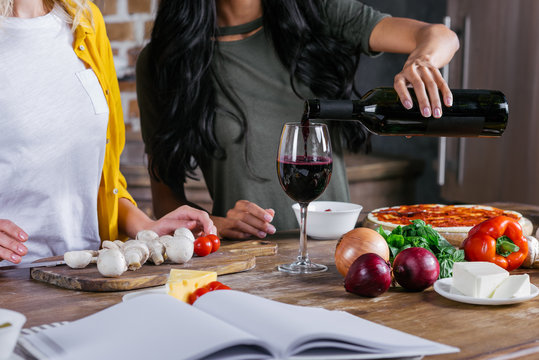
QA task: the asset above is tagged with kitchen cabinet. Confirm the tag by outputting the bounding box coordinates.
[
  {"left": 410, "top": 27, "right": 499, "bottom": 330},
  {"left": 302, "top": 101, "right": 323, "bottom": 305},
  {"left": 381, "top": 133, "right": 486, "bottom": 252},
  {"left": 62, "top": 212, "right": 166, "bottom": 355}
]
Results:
[{"left": 440, "top": 0, "right": 539, "bottom": 204}]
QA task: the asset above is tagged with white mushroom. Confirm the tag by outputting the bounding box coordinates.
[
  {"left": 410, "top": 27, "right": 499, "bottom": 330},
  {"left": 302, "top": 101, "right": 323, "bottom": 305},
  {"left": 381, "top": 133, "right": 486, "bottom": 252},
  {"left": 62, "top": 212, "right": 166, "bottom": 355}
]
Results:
[
  {"left": 136, "top": 230, "right": 159, "bottom": 242},
  {"left": 102, "top": 240, "right": 120, "bottom": 250},
  {"left": 97, "top": 248, "right": 127, "bottom": 277},
  {"left": 120, "top": 240, "right": 150, "bottom": 270},
  {"left": 113, "top": 240, "right": 126, "bottom": 248},
  {"left": 162, "top": 236, "right": 194, "bottom": 264},
  {"left": 64, "top": 228, "right": 197, "bottom": 277},
  {"left": 174, "top": 227, "right": 195, "bottom": 242},
  {"left": 145, "top": 238, "right": 166, "bottom": 265},
  {"left": 64, "top": 250, "right": 98, "bottom": 269}
]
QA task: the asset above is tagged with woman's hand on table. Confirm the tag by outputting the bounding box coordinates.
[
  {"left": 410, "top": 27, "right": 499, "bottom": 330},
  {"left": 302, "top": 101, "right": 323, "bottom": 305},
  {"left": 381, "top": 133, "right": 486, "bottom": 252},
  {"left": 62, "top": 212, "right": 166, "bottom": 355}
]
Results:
[
  {"left": 212, "top": 200, "right": 276, "bottom": 240},
  {"left": 0, "top": 219, "right": 28, "bottom": 263},
  {"left": 146, "top": 205, "right": 217, "bottom": 239}
]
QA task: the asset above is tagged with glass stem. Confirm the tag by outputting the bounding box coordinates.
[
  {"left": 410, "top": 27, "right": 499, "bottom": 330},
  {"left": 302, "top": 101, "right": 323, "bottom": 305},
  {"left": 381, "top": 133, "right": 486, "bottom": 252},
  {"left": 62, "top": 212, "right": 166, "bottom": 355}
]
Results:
[{"left": 298, "top": 203, "right": 310, "bottom": 265}]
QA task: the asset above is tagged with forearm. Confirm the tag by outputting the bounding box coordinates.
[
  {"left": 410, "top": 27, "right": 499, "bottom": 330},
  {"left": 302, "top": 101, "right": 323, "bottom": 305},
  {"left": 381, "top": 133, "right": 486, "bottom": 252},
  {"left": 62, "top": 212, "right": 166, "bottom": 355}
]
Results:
[
  {"left": 408, "top": 23, "right": 459, "bottom": 69},
  {"left": 118, "top": 197, "right": 153, "bottom": 239},
  {"left": 370, "top": 17, "right": 459, "bottom": 67},
  {"left": 149, "top": 176, "right": 206, "bottom": 218}
]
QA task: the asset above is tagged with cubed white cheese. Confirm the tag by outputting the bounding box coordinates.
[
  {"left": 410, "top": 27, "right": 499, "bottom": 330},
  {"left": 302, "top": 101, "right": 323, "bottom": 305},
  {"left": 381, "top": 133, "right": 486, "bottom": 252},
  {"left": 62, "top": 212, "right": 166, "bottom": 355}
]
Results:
[
  {"left": 449, "top": 285, "right": 464, "bottom": 295},
  {"left": 491, "top": 274, "right": 530, "bottom": 299},
  {"left": 452, "top": 262, "right": 509, "bottom": 298}
]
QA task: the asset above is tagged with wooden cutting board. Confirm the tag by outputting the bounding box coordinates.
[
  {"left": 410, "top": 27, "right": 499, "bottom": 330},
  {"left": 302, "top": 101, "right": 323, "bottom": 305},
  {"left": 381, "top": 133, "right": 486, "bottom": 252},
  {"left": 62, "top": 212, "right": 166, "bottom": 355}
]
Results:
[
  {"left": 30, "top": 240, "right": 277, "bottom": 292},
  {"left": 219, "top": 239, "right": 278, "bottom": 256}
]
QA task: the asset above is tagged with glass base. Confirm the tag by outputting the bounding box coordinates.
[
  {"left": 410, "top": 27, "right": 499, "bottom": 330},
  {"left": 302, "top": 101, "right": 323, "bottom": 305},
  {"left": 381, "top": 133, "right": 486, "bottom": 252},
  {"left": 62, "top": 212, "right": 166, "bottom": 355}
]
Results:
[{"left": 278, "top": 261, "right": 328, "bottom": 274}]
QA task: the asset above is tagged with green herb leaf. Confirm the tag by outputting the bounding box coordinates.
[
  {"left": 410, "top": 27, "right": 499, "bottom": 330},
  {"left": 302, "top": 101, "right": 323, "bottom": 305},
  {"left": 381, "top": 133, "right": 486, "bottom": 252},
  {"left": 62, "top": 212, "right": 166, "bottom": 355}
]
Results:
[
  {"left": 452, "top": 249, "right": 465, "bottom": 262},
  {"left": 438, "top": 256, "right": 455, "bottom": 279},
  {"left": 392, "top": 226, "right": 403, "bottom": 236},
  {"left": 388, "top": 245, "right": 400, "bottom": 259},
  {"left": 381, "top": 218, "right": 465, "bottom": 278},
  {"left": 407, "top": 236, "right": 430, "bottom": 249},
  {"left": 377, "top": 226, "right": 389, "bottom": 240}
]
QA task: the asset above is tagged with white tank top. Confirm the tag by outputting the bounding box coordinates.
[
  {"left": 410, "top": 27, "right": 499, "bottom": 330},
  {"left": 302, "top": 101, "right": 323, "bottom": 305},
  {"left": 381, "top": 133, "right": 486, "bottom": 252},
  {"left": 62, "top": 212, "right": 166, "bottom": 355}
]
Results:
[{"left": 0, "top": 7, "right": 108, "bottom": 263}]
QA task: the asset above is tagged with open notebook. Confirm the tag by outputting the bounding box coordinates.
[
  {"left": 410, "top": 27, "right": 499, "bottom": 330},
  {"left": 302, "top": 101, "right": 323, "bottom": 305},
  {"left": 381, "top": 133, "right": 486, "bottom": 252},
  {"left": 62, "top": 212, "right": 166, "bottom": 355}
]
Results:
[{"left": 19, "top": 290, "right": 458, "bottom": 359}]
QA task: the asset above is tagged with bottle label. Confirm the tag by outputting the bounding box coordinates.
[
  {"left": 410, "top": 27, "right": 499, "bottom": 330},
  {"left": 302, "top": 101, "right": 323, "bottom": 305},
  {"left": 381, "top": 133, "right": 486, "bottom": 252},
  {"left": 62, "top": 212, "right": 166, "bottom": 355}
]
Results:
[{"left": 426, "top": 116, "right": 485, "bottom": 136}]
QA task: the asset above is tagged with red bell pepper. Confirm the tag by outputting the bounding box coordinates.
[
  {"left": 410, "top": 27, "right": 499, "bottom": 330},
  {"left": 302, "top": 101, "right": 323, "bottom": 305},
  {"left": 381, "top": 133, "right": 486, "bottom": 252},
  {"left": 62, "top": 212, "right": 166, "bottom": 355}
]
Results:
[{"left": 462, "top": 216, "right": 528, "bottom": 271}]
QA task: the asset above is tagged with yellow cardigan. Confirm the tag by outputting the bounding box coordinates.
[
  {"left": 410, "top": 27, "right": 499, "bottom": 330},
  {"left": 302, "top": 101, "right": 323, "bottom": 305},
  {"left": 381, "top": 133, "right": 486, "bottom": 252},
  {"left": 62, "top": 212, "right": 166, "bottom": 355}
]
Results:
[{"left": 71, "top": 2, "right": 135, "bottom": 241}]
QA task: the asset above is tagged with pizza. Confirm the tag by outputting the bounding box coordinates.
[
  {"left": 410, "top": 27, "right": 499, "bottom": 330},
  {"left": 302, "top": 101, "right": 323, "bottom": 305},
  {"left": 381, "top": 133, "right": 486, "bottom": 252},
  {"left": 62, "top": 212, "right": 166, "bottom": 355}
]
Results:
[{"left": 365, "top": 204, "right": 533, "bottom": 246}]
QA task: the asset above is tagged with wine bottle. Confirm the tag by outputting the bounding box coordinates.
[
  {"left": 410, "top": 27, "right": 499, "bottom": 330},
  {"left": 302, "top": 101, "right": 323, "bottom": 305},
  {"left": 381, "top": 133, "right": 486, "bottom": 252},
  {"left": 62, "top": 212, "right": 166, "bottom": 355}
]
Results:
[{"left": 304, "top": 87, "right": 508, "bottom": 137}]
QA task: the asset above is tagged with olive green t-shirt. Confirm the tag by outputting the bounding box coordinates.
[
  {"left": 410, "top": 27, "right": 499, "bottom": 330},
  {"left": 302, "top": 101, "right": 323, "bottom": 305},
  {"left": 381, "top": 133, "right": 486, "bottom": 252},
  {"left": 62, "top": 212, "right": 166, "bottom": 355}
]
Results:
[{"left": 137, "top": 0, "right": 389, "bottom": 231}]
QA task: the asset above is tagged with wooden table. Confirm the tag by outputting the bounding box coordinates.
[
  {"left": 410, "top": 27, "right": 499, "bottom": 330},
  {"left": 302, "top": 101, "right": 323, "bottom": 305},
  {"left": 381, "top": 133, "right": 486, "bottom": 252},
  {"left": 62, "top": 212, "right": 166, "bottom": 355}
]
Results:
[{"left": 1, "top": 203, "right": 539, "bottom": 359}]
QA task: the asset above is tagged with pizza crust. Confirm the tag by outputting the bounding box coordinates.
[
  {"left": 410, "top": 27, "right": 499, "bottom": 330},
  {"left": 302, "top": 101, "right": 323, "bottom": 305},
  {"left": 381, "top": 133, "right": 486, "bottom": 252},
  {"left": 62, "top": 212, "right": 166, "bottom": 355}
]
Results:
[{"left": 364, "top": 204, "right": 532, "bottom": 248}]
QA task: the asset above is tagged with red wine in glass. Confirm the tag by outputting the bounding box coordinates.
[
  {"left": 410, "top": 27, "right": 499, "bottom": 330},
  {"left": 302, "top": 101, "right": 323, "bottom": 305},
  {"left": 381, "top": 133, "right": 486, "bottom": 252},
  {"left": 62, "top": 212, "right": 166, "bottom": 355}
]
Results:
[
  {"left": 276, "top": 122, "right": 332, "bottom": 274},
  {"left": 277, "top": 155, "right": 332, "bottom": 203}
]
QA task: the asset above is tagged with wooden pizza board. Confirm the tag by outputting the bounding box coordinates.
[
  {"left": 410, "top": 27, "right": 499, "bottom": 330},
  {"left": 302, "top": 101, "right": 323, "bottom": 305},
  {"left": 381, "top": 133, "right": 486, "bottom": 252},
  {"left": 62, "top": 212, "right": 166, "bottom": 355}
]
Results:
[{"left": 30, "top": 240, "right": 277, "bottom": 292}]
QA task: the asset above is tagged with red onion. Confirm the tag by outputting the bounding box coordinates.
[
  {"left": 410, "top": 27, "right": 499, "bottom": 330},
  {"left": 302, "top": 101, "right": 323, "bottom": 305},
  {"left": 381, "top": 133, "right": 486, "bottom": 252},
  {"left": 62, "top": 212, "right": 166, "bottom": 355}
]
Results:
[
  {"left": 335, "top": 227, "right": 390, "bottom": 277},
  {"left": 344, "top": 253, "right": 392, "bottom": 297},
  {"left": 392, "top": 247, "right": 440, "bottom": 291}
]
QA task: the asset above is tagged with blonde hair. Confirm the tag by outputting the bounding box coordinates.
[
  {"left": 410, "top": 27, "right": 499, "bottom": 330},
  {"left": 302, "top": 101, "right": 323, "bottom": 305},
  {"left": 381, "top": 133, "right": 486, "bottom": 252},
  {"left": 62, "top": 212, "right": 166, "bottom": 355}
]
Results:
[{"left": 0, "top": 0, "right": 93, "bottom": 30}]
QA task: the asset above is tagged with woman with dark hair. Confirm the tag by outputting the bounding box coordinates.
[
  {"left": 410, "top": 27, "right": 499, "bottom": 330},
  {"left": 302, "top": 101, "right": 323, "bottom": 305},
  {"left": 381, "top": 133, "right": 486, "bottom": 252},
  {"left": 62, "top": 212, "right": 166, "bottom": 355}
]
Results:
[{"left": 136, "top": 0, "right": 459, "bottom": 240}]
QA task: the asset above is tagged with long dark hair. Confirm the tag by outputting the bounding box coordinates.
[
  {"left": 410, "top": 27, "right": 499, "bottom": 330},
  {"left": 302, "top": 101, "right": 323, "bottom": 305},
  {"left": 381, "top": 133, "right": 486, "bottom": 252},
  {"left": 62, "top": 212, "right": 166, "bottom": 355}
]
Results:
[{"left": 146, "top": 0, "right": 368, "bottom": 196}]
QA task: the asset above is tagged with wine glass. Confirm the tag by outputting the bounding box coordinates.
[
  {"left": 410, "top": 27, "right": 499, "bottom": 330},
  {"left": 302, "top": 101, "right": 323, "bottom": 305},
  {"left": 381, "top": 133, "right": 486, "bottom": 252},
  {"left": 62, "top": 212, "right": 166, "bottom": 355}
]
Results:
[{"left": 276, "top": 122, "right": 332, "bottom": 273}]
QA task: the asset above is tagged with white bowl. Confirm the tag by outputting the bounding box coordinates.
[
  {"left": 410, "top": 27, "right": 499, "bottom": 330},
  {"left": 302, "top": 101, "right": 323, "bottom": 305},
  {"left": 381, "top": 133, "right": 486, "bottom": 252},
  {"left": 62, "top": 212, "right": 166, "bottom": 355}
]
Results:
[
  {"left": 0, "top": 309, "right": 26, "bottom": 360},
  {"left": 292, "top": 201, "right": 362, "bottom": 240}
]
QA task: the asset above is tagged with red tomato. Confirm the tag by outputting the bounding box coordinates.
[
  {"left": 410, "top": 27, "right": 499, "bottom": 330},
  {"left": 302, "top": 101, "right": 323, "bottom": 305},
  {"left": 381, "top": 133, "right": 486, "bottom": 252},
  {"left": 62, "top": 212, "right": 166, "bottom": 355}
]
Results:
[
  {"left": 188, "top": 287, "right": 210, "bottom": 305},
  {"left": 194, "top": 237, "right": 212, "bottom": 257},
  {"left": 205, "top": 281, "right": 232, "bottom": 292},
  {"left": 205, "top": 281, "right": 224, "bottom": 291},
  {"left": 214, "top": 283, "right": 231, "bottom": 290},
  {"left": 207, "top": 234, "right": 220, "bottom": 253}
]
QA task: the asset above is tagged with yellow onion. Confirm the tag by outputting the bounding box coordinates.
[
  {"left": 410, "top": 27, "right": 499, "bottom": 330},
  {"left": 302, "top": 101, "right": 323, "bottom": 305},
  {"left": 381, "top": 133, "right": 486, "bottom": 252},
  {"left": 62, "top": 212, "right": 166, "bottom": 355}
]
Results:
[{"left": 335, "top": 227, "right": 390, "bottom": 277}]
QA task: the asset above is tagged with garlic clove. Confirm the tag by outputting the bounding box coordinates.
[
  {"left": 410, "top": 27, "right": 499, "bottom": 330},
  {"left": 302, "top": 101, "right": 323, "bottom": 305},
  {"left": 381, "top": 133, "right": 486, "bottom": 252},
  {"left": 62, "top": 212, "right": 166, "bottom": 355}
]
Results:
[{"left": 522, "top": 235, "right": 538, "bottom": 268}]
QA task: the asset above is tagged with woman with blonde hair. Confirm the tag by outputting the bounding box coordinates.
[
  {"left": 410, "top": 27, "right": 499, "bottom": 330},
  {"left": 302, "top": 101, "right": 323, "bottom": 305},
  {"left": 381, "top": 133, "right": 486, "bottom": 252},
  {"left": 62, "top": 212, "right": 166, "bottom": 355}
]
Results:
[{"left": 0, "top": 0, "right": 216, "bottom": 265}]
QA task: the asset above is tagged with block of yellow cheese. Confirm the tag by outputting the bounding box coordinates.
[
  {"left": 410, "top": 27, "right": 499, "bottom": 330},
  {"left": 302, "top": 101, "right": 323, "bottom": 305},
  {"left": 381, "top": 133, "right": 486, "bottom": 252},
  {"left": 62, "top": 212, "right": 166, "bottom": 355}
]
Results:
[{"left": 166, "top": 269, "right": 217, "bottom": 303}]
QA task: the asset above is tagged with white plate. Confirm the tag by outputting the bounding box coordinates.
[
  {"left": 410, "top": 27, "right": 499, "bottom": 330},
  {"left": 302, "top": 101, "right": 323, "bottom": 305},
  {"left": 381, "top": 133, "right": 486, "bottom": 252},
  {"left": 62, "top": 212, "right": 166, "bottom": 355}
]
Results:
[
  {"left": 122, "top": 286, "right": 167, "bottom": 302},
  {"left": 433, "top": 278, "right": 539, "bottom": 305}
]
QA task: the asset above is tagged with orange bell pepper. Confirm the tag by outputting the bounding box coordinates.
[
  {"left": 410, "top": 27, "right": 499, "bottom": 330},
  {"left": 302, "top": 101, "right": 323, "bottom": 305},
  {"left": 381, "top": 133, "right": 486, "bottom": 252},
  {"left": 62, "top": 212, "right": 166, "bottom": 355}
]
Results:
[{"left": 462, "top": 216, "right": 528, "bottom": 271}]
